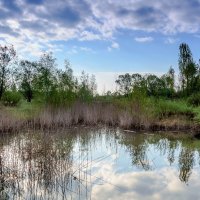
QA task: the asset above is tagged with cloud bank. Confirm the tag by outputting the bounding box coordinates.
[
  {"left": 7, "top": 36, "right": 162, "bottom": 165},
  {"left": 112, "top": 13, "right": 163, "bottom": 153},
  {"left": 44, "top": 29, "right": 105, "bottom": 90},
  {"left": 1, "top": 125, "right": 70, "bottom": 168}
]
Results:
[{"left": 1, "top": 0, "right": 200, "bottom": 54}]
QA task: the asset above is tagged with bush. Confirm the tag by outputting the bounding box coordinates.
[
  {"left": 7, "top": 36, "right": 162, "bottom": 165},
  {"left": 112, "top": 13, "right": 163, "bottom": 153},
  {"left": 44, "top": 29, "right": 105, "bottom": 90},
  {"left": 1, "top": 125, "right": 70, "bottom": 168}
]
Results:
[
  {"left": 187, "top": 93, "right": 200, "bottom": 107},
  {"left": 1, "top": 91, "right": 22, "bottom": 106},
  {"left": 46, "top": 89, "right": 77, "bottom": 107},
  {"left": 77, "top": 87, "right": 93, "bottom": 102}
]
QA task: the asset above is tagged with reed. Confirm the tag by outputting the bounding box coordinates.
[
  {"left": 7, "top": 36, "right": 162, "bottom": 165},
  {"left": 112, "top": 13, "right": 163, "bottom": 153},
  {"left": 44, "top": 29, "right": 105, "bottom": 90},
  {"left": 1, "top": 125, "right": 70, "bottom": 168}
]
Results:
[
  {"left": 0, "top": 109, "right": 24, "bottom": 133},
  {"left": 35, "top": 101, "right": 154, "bottom": 129},
  {"left": 0, "top": 99, "right": 197, "bottom": 134}
]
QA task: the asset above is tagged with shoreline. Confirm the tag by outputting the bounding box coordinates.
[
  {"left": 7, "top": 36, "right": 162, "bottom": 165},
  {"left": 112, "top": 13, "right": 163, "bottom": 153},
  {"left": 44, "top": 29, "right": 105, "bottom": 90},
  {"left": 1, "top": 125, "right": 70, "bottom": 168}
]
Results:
[{"left": 0, "top": 119, "right": 199, "bottom": 136}]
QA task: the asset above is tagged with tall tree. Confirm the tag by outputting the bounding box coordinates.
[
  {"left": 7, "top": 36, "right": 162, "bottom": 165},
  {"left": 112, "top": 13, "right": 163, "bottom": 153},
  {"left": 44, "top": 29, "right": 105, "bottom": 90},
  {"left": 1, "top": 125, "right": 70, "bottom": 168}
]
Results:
[
  {"left": 0, "top": 45, "right": 16, "bottom": 99},
  {"left": 35, "top": 52, "right": 57, "bottom": 100},
  {"left": 167, "top": 67, "right": 175, "bottom": 91},
  {"left": 57, "top": 60, "right": 75, "bottom": 92},
  {"left": 178, "top": 43, "right": 195, "bottom": 94},
  {"left": 78, "top": 71, "right": 96, "bottom": 101},
  {"left": 183, "top": 62, "right": 197, "bottom": 94},
  {"left": 160, "top": 67, "right": 175, "bottom": 97},
  {"left": 17, "top": 60, "right": 37, "bottom": 102}
]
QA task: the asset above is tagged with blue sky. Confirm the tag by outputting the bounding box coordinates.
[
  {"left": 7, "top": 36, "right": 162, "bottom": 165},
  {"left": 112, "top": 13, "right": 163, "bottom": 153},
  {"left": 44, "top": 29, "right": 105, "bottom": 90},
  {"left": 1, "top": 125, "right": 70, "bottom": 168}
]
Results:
[{"left": 1, "top": 0, "right": 200, "bottom": 92}]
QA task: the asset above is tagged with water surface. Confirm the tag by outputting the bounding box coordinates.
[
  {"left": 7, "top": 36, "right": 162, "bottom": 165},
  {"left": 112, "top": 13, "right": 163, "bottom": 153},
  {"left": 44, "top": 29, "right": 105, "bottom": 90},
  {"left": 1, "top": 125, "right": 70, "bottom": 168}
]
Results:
[{"left": 0, "top": 128, "right": 200, "bottom": 200}]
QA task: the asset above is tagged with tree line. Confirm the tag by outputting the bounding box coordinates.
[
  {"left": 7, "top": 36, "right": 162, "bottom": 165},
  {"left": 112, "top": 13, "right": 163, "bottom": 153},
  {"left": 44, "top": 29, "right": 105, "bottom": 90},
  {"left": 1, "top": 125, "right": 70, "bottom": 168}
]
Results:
[
  {"left": 0, "top": 45, "right": 97, "bottom": 106},
  {"left": 115, "top": 43, "right": 200, "bottom": 101},
  {"left": 0, "top": 43, "right": 200, "bottom": 107}
]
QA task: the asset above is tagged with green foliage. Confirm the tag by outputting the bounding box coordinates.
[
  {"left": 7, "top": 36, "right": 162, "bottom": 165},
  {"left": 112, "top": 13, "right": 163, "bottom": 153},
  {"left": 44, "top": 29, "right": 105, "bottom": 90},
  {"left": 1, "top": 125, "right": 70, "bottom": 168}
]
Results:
[
  {"left": 116, "top": 73, "right": 133, "bottom": 96},
  {"left": 34, "top": 52, "right": 57, "bottom": 101},
  {"left": 130, "top": 86, "right": 147, "bottom": 104},
  {"left": 21, "top": 81, "right": 33, "bottom": 102},
  {"left": 154, "top": 99, "right": 193, "bottom": 118},
  {"left": 178, "top": 43, "right": 199, "bottom": 95},
  {"left": 193, "top": 107, "right": 200, "bottom": 122},
  {"left": 78, "top": 86, "right": 93, "bottom": 102},
  {"left": 116, "top": 69, "right": 175, "bottom": 99},
  {"left": 46, "top": 88, "right": 76, "bottom": 107},
  {"left": 17, "top": 60, "right": 37, "bottom": 102},
  {"left": 187, "top": 93, "right": 200, "bottom": 107},
  {"left": 77, "top": 71, "right": 96, "bottom": 102},
  {"left": 1, "top": 91, "right": 22, "bottom": 106}
]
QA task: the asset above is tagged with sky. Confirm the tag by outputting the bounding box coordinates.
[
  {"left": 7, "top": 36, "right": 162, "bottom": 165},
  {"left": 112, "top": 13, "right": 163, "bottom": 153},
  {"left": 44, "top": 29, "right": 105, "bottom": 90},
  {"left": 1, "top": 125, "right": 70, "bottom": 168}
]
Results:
[{"left": 1, "top": 0, "right": 200, "bottom": 92}]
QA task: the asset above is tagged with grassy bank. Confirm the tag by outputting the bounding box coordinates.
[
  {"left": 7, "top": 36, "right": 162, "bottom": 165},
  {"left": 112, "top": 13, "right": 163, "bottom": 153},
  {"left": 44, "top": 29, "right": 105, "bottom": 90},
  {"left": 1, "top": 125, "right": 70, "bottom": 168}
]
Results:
[{"left": 1, "top": 97, "right": 200, "bottom": 134}]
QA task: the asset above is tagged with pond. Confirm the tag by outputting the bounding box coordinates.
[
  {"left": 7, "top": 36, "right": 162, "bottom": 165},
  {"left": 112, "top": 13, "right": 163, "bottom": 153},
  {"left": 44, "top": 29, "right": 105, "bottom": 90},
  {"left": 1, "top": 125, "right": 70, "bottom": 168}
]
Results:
[{"left": 0, "top": 128, "right": 200, "bottom": 200}]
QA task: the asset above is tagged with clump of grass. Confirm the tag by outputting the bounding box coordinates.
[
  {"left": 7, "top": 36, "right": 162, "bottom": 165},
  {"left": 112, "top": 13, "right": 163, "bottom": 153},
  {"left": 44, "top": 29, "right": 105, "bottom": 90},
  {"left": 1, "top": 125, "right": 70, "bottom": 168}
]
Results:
[
  {"left": 154, "top": 99, "right": 194, "bottom": 119},
  {"left": 193, "top": 107, "right": 200, "bottom": 123}
]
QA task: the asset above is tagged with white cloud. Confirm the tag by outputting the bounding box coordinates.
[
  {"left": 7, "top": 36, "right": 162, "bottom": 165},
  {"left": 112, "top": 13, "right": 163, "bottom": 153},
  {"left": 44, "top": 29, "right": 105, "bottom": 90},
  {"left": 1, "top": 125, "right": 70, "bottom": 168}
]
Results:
[
  {"left": 165, "top": 37, "right": 178, "bottom": 44},
  {"left": 111, "top": 42, "right": 119, "bottom": 49},
  {"left": 67, "top": 46, "right": 95, "bottom": 55},
  {"left": 91, "top": 167, "right": 200, "bottom": 200},
  {"left": 135, "top": 37, "right": 154, "bottom": 43},
  {"left": 107, "top": 42, "right": 120, "bottom": 51},
  {"left": 1, "top": 0, "right": 200, "bottom": 55}
]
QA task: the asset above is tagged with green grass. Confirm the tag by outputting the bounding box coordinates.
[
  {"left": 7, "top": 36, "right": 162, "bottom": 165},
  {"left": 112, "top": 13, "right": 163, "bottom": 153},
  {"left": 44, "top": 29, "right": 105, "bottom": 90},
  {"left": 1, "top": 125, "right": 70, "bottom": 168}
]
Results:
[
  {"left": 153, "top": 98, "right": 194, "bottom": 118},
  {"left": 193, "top": 107, "right": 200, "bottom": 122},
  {"left": 104, "top": 96, "right": 196, "bottom": 121},
  {"left": 113, "top": 97, "right": 194, "bottom": 119},
  {"left": 4, "top": 99, "right": 43, "bottom": 120}
]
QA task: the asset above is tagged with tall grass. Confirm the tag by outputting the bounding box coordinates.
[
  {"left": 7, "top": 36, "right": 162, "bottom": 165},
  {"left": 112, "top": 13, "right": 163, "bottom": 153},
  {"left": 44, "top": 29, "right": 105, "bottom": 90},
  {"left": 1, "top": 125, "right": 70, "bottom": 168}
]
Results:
[
  {"left": 153, "top": 99, "right": 194, "bottom": 118},
  {"left": 0, "top": 97, "right": 199, "bottom": 133},
  {"left": 0, "top": 108, "right": 24, "bottom": 133}
]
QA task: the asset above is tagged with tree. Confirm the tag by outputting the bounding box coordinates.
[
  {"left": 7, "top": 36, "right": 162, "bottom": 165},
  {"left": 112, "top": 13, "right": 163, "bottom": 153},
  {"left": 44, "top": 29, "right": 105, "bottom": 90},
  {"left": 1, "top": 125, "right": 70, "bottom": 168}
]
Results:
[
  {"left": 17, "top": 60, "right": 37, "bottom": 102},
  {"left": 89, "top": 74, "right": 97, "bottom": 96},
  {"left": 167, "top": 67, "right": 175, "bottom": 91},
  {"left": 55, "top": 60, "right": 77, "bottom": 103},
  {"left": 160, "top": 67, "right": 175, "bottom": 97},
  {"left": 115, "top": 73, "right": 133, "bottom": 96},
  {"left": 0, "top": 45, "right": 16, "bottom": 99},
  {"left": 78, "top": 71, "right": 96, "bottom": 102},
  {"left": 35, "top": 52, "right": 57, "bottom": 100},
  {"left": 178, "top": 43, "right": 196, "bottom": 94},
  {"left": 145, "top": 74, "right": 164, "bottom": 96},
  {"left": 57, "top": 60, "right": 75, "bottom": 92},
  {"left": 132, "top": 73, "right": 146, "bottom": 90}
]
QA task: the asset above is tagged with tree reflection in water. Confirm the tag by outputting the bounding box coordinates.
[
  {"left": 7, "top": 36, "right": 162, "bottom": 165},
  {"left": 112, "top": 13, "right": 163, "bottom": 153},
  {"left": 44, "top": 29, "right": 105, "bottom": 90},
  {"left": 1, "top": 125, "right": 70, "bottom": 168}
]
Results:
[
  {"left": 120, "top": 131, "right": 199, "bottom": 184},
  {"left": 0, "top": 129, "right": 200, "bottom": 199}
]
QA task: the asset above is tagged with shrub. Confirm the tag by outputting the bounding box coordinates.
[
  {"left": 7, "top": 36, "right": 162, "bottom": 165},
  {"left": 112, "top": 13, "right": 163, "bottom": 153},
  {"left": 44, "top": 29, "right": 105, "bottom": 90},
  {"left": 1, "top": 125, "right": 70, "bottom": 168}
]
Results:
[
  {"left": 46, "top": 89, "right": 77, "bottom": 107},
  {"left": 187, "top": 93, "right": 200, "bottom": 107},
  {"left": 1, "top": 91, "right": 22, "bottom": 106}
]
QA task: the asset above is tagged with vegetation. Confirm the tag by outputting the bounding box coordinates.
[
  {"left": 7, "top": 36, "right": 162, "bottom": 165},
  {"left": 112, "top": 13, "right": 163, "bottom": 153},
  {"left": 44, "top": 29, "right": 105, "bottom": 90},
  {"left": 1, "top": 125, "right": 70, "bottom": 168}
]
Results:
[
  {"left": 1, "top": 91, "right": 21, "bottom": 106},
  {"left": 1, "top": 43, "right": 200, "bottom": 133}
]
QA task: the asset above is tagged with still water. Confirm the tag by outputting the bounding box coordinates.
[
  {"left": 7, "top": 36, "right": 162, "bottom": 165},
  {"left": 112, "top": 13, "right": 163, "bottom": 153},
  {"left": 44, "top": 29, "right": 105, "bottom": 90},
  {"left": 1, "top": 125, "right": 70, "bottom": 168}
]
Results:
[{"left": 0, "top": 128, "right": 200, "bottom": 200}]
